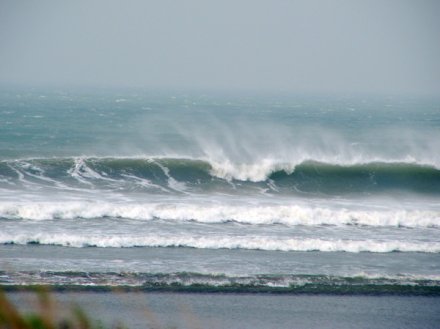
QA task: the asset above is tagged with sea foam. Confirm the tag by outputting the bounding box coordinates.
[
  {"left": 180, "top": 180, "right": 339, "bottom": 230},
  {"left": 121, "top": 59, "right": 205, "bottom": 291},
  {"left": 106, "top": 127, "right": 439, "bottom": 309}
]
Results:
[
  {"left": 1, "top": 232, "right": 440, "bottom": 253},
  {"left": 0, "top": 201, "right": 439, "bottom": 228}
]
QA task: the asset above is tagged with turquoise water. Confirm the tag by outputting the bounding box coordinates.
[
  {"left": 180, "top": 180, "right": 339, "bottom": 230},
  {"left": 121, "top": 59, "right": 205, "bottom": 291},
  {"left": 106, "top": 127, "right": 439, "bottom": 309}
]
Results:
[{"left": 1, "top": 87, "right": 440, "bottom": 290}]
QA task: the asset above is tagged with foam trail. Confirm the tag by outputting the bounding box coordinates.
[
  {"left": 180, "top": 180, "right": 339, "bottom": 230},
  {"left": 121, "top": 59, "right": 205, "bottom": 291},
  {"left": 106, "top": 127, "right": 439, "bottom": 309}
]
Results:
[
  {"left": 120, "top": 173, "right": 170, "bottom": 193},
  {"left": 5, "top": 163, "right": 40, "bottom": 189},
  {"left": 15, "top": 161, "right": 70, "bottom": 189},
  {"left": 150, "top": 159, "right": 187, "bottom": 192},
  {"left": 68, "top": 158, "right": 95, "bottom": 186}
]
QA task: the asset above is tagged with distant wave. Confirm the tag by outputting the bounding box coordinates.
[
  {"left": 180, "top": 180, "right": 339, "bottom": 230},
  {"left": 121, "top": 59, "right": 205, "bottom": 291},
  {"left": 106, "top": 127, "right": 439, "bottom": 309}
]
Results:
[
  {"left": 1, "top": 201, "right": 439, "bottom": 228},
  {"left": 2, "top": 232, "right": 440, "bottom": 252},
  {"left": 1, "top": 156, "right": 439, "bottom": 195}
]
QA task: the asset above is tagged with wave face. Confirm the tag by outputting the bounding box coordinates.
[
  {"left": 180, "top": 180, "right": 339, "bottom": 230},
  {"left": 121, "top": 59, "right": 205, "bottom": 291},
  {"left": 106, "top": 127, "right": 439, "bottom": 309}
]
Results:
[{"left": 1, "top": 157, "right": 439, "bottom": 196}]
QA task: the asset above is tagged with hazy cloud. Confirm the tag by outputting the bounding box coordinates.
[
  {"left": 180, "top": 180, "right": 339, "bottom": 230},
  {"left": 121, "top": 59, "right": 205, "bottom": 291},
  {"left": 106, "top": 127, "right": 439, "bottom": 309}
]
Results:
[{"left": 1, "top": 0, "right": 439, "bottom": 94}]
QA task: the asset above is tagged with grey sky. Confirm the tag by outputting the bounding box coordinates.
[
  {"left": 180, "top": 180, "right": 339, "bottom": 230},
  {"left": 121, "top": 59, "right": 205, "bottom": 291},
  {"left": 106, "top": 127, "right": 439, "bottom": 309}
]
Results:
[{"left": 1, "top": 0, "right": 439, "bottom": 94}]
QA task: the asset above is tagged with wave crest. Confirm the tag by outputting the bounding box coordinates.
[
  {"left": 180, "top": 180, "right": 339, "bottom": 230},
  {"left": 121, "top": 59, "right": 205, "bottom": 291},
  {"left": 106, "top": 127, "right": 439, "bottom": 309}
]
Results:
[{"left": 1, "top": 157, "right": 439, "bottom": 196}]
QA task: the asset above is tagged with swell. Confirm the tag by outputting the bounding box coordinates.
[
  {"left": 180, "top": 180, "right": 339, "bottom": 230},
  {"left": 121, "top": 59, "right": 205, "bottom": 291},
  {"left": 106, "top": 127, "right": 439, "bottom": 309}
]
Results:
[{"left": 1, "top": 157, "right": 439, "bottom": 195}]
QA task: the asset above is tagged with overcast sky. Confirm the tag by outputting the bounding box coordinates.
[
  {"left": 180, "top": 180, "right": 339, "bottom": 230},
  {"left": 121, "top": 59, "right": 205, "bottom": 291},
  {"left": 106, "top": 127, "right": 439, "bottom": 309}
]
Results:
[{"left": 0, "top": 0, "right": 439, "bottom": 94}]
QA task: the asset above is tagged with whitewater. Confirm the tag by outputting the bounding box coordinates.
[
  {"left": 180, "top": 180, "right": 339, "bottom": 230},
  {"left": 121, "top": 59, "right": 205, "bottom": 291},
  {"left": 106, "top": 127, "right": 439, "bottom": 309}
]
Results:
[{"left": 1, "top": 88, "right": 439, "bottom": 291}]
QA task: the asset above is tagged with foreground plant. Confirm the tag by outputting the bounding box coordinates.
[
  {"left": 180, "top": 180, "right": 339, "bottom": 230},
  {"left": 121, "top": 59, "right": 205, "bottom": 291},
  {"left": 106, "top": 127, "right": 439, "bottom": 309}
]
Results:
[{"left": 0, "top": 289, "right": 124, "bottom": 329}]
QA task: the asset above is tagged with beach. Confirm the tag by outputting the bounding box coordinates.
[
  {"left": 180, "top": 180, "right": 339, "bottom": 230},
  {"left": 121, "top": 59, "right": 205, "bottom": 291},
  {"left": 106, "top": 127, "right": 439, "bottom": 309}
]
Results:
[{"left": 6, "top": 291, "right": 440, "bottom": 329}]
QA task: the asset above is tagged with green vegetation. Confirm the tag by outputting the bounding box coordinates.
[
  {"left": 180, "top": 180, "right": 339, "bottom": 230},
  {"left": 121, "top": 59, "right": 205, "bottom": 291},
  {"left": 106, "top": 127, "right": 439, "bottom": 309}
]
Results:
[{"left": 0, "top": 289, "right": 125, "bottom": 329}]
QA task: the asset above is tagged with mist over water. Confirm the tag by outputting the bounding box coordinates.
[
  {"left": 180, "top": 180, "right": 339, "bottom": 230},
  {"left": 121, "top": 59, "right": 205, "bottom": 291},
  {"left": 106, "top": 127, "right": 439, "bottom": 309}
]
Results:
[{"left": 2, "top": 89, "right": 439, "bottom": 165}]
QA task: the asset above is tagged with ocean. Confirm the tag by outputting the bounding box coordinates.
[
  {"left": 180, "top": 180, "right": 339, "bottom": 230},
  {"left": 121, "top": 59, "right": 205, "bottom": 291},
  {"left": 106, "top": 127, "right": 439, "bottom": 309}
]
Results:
[{"left": 1, "top": 87, "right": 440, "bottom": 294}]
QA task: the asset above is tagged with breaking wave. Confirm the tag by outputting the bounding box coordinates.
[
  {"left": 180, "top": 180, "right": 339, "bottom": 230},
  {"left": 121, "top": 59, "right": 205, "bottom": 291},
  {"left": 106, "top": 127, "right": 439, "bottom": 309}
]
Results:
[
  {"left": 0, "top": 201, "right": 439, "bottom": 228},
  {"left": 2, "top": 232, "right": 440, "bottom": 253},
  {"left": 1, "top": 156, "right": 439, "bottom": 195}
]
